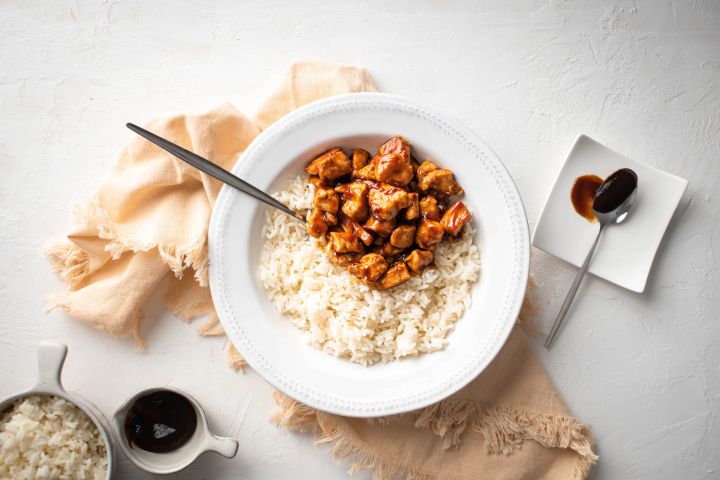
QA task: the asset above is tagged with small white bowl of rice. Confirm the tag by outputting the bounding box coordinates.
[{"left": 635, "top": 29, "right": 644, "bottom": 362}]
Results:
[{"left": 0, "top": 343, "right": 113, "bottom": 480}]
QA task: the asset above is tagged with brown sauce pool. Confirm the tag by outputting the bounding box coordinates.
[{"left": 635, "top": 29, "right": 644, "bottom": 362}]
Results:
[
  {"left": 123, "top": 390, "right": 197, "bottom": 453},
  {"left": 571, "top": 175, "right": 603, "bottom": 222}
]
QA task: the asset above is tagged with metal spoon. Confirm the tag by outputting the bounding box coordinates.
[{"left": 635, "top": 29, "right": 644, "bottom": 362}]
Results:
[
  {"left": 544, "top": 168, "right": 638, "bottom": 349},
  {"left": 126, "top": 123, "right": 306, "bottom": 224}
]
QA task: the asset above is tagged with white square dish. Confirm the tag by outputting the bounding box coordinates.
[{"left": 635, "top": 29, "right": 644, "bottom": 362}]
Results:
[{"left": 532, "top": 134, "right": 688, "bottom": 293}]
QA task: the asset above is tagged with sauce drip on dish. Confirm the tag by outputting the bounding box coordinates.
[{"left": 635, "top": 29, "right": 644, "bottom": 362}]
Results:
[
  {"left": 571, "top": 175, "right": 603, "bottom": 222},
  {"left": 123, "top": 390, "right": 197, "bottom": 453},
  {"left": 304, "top": 136, "right": 473, "bottom": 289}
]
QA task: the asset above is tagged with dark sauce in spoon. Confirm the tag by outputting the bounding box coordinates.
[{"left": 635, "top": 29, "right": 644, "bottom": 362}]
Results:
[
  {"left": 593, "top": 168, "right": 638, "bottom": 213},
  {"left": 123, "top": 390, "right": 197, "bottom": 453},
  {"left": 571, "top": 175, "right": 603, "bottom": 222}
]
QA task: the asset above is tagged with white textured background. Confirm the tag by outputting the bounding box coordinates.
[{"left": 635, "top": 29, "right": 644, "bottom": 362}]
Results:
[{"left": 1, "top": 1, "right": 718, "bottom": 479}]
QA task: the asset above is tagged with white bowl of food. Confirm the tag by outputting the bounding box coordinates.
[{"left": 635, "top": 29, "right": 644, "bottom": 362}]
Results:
[
  {"left": 209, "top": 93, "right": 529, "bottom": 417},
  {"left": 0, "top": 343, "right": 114, "bottom": 479}
]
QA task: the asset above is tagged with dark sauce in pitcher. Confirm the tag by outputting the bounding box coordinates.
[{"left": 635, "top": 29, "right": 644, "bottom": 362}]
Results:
[{"left": 123, "top": 390, "right": 197, "bottom": 453}]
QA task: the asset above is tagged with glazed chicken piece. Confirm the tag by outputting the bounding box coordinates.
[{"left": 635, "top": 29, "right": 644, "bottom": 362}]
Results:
[
  {"left": 415, "top": 218, "right": 444, "bottom": 250},
  {"left": 342, "top": 217, "right": 374, "bottom": 246},
  {"left": 403, "top": 192, "right": 420, "bottom": 221},
  {"left": 377, "top": 154, "right": 414, "bottom": 186},
  {"left": 323, "top": 211, "right": 338, "bottom": 226},
  {"left": 305, "top": 148, "right": 353, "bottom": 181},
  {"left": 378, "top": 136, "right": 411, "bottom": 157},
  {"left": 389, "top": 225, "right": 416, "bottom": 249},
  {"left": 348, "top": 253, "right": 389, "bottom": 283},
  {"left": 352, "top": 149, "right": 370, "bottom": 170},
  {"left": 428, "top": 169, "right": 464, "bottom": 195},
  {"left": 364, "top": 217, "right": 396, "bottom": 237},
  {"left": 377, "top": 262, "right": 411, "bottom": 289},
  {"left": 419, "top": 195, "right": 442, "bottom": 221},
  {"left": 307, "top": 208, "right": 329, "bottom": 238},
  {"left": 336, "top": 182, "right": 370, "bottom": 222},
  {"left": 405, "top": 249, "right": 434, "bottom": 274},
  {"left": 416, "top": 161, "right": 464, "bottom": 195},
  {"left": 375, "top": 136, "right": 414, "bottom": 186},
  {"left": 328, "top": 231, "right": 364, "bottom": 254},
  {"left": 374, "top": 242, "right": 404, "bottom": 259},
  {"left": 368, "top": 186, "right": 412, "bottom": 221},
  {"left": 415, "top": 160, "right": 438, "bottom": 184},
  {"left": 307, "top": 176, "right": 324, "bottom": 188},
  {"left": 441, "top": 201, "right": 472, "bottom": 236},
  {"left": 352, "top": 157, "right": 378, "bottom": 181},
  {"left": 313, "top": 187, "right": 339, "bottom": 213},
  {"left": 329, "top": 252, "right": 360, "bottom": 266}
]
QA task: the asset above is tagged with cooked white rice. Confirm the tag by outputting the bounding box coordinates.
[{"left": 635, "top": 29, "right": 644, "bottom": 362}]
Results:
[
  {"left": 0, "top": 395, "right": 108, "bottom": 480},
  {"left": 258, "top": 176, "right": 481, "bottom": 365}
]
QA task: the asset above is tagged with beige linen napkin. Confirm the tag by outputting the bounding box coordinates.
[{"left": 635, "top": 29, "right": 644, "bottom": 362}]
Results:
[{"left": 47, "top": 60, "right": 596, "bottom": 479}]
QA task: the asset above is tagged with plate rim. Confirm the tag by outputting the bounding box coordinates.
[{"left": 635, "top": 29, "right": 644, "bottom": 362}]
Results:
[{"left": 209, "top": 92, "right": 530, "bottom": 416}]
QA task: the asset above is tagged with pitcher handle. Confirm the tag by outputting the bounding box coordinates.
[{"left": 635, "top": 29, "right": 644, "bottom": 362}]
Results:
[{"left": 34, "top": 342, "right": 68, "bottom": 395}]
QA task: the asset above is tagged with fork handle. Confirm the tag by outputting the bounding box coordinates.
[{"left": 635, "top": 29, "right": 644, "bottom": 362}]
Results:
[
  {"left": 126, "top": 123, "right": 306, "bottom": 224},
  {"left": 544, "top": 223, "right": 606, "bottom": 350}
]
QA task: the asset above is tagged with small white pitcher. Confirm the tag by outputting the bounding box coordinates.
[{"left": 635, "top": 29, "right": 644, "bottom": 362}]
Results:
[{"left": 113, "top": 386, "right": 238, "bottom": 474}]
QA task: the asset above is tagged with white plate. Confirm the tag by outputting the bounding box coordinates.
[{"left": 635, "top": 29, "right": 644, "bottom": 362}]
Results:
[
  {"left": 209, "top": 93, "right": 529, "bottom": 417},
  {"left": 532, "top": 134, "right": 688, "bottom": 293}
]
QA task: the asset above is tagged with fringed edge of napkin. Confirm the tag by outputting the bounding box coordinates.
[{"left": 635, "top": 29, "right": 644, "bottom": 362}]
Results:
[
  {"left": 45, "top": 240, "right": 91, "bottom": 289},
  {"left": 45, "top": 198, "right": 214, "bottom": 347},
  {"left": 226, "top": 344, "right": 247, "bottom": 372},
  {"left": 46, "top": 199, "right": 210, "bottom": 289},
  {"left": 272, "top": 391, "right": 598, "bottom": 480},
  {"left": 81, "top": 198, "right": 210, "bottom": 287},
  {"left": 417, "top": 400, "right": 597, "bottom": 478}
]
